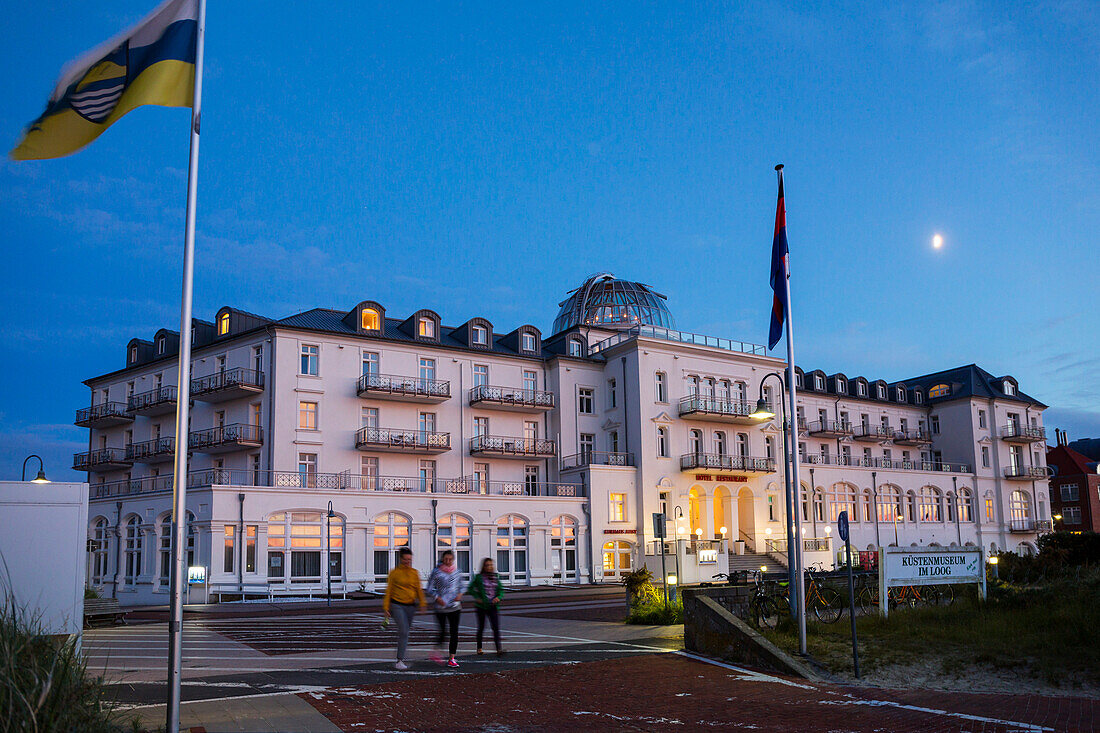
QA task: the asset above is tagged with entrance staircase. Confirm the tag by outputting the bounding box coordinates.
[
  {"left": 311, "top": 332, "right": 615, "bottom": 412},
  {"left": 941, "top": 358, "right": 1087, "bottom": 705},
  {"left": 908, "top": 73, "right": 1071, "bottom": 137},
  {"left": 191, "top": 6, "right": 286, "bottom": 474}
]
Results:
[{"left": 727, "top": 549, "right": 786, "bottom": 577}]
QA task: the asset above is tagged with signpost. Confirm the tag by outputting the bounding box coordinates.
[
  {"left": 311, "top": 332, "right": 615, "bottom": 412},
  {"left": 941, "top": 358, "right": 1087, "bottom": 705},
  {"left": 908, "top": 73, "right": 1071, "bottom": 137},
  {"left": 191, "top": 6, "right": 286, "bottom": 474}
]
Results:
[
  {"left": 653, "top": 512, "right": 668, "bottom": 609},
  {"left": 878, "top": 546, "right": 986, "bottom": 619},
  {"left": 837, "top": 512, "right": 860, "bottom": 678}
]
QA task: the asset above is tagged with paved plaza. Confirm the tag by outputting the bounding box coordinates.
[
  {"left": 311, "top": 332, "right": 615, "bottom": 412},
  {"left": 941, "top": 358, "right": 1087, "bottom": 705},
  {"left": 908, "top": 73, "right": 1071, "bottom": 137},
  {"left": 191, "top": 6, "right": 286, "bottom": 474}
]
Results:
[{"left": 86, "top": 588, "right": 1098, "bottom": 732}]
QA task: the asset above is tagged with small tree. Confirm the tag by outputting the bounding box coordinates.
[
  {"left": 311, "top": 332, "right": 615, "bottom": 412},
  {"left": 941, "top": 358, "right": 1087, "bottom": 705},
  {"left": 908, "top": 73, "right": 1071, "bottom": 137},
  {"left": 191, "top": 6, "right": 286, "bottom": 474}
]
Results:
[{"left": 620, "top": 567, "right": 660, "bottom": 606}]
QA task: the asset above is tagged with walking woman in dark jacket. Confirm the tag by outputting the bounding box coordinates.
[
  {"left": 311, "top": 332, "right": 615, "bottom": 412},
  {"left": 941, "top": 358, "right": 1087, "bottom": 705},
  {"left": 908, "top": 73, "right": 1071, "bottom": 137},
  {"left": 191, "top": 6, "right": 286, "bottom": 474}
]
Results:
[{"left": 467, "top": 557, "right": 505, "bottom": 655}]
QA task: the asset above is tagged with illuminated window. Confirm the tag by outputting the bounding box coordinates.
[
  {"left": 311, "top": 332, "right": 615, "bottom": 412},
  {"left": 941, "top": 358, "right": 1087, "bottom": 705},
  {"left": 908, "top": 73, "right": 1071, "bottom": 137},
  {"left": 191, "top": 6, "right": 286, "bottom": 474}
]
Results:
[
  {"left": 373, "top": 512, "right": 410, "bottom": 582},
  {"left": 496, "top": 515, "right": 528, "bottom": 584},
  {"left": 602, "top": 540, "right": 633, "bottom": 577},
  {"left": 418, "top": 317, "right": 435, "bottom": 338},
  {"left": 437, "top": 513, "right": 472, "bottom": 579},
  {"left": 298, "top": 401, "right": 318, "bottom": 430},
  {"left": 266, "top": 512, "right": 342, "bottom": 583},
  {"left": 918, "top": 486, "right": 943, "bottom": 522},
  {"left": 957, "top": 490, "right": 973, "bottom": 522},
  {"left": 610, "top": 493, "right": 626, "bottom": 522},
  {"left": 472, "top": 325, "right": 488, "bottom": 345},
  {"left": 984, "top": 495, "right": 995, "bottom": 522},
  {"left": 224, "top": 525, "right": 236, "bottom": 573},
  {"left": 361, "top": 308, "right": 380, "bottom": 330},
  {"left": 551, "top": 516, "right": 577, "bottom": 580}
]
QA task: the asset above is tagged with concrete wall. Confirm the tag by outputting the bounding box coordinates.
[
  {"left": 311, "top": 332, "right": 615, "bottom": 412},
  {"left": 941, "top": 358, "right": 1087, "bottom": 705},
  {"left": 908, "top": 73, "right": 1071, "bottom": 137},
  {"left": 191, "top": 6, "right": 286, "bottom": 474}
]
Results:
[{"left": 0, "top": 481, "right": 88, "bottom": 636}]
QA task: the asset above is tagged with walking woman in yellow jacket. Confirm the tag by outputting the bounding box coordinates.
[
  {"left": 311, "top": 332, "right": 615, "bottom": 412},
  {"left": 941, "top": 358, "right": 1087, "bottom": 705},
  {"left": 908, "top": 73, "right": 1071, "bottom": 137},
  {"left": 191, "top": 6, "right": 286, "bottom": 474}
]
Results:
[{"left": 383, "top": 546, "right": 426, "bottom": 670}]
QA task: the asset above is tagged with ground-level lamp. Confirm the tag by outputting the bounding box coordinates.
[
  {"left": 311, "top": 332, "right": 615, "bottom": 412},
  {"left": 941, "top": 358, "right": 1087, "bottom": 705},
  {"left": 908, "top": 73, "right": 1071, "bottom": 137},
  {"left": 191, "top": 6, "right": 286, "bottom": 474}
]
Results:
[
  {"left": 988, "top": 554, "right": 999, "bottom": 581},
  {"left": 21, "top": 455, "right": 49, "bottom": 483}
]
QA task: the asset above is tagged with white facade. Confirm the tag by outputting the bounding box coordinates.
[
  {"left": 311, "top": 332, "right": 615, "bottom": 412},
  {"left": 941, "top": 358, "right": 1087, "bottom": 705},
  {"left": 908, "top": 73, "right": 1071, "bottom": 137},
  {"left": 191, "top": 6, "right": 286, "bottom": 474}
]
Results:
[{"left": 77, "top": 281, "right": 1051, "bottom": 605}]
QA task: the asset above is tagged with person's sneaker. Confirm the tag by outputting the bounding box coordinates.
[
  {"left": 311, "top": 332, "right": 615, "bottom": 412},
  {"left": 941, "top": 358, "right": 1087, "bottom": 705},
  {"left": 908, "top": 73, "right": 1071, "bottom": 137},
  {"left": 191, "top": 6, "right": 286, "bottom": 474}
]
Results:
[
  {"left": 447, "top": 657, "right": 459, "bottom": 668},
  {"left": 476, "top": 648, "right": 484, "bottom": 655},
  {"left": 394, "top": 660, "right": 408, "bottom": 671},
  {"left": 428, "top": 651, "right": 443, "bottom": 664},
  {"left": 496, "top": 648, "right": 505, "bottom": 657}
]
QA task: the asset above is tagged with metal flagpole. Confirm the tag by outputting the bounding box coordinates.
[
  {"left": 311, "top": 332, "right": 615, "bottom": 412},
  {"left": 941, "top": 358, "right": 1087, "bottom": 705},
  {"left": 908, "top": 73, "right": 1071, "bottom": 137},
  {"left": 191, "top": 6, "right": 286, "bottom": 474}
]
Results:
[
  {"left": 167, "top": 0, "right": 206, "bottom": 729},
  {"left": 776, "top": 164, "right": 808, "bottom": 656}
]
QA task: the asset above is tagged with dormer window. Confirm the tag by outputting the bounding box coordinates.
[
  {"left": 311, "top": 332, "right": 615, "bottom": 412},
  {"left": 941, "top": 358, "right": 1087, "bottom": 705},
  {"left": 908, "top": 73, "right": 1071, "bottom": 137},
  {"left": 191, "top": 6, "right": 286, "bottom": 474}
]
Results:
[
  {"left": 472, "top": 325, "right": 488, "bottom": 346},
  {"left": 568, "top": 339, "right": 583, "bottom": 357},
  {"left": 914, "top": 391, "right": 923, "bottom": 404},
  {"left": 877, "top": 385, "right": 886, "bottom": 399},
  {"left": 218, "top": 312, "right": 230, "bottom": 336},
  {"left": 836, "top": 378, "right": 846, "bottom": 393},
  {"left": 361, "top": 308, "right": 380, "bottom": 331},
  {"left": 129, "top": 346, "right": 138, "bottom": 362},
  {"left": 814, "top": 375, "right": 824, "bottom": 390},
  {"left": 418, "top": 317, "right": 435, "bottom": 338},
  {"left": 794, "top": 373, "right": 803, "bottom": 388},
  {"left": 1003, "top": 381, "right": 1015, "bottom": 396},
  {"left": 521, "top": 333, "right": 536, "bottom": 352},
  {"left": 896, "top": 387, "right": 905, "bottom": 401},
  {"left": 156, "top": 337, "right": 166, "bottom": 355},
  {"left": 857, "top": 382, "right": 866, "bottom": 396}
]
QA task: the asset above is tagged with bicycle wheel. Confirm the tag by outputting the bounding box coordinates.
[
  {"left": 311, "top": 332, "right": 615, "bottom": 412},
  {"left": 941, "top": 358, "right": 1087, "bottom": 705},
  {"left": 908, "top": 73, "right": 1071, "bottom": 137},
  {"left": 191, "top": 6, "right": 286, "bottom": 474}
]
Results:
[
  {"left": 929, "top": 584, "right": 954, "bottom": 606},
  {"left": 856, "top": 586, "right": 879, "bottom": 614},
  {"left": 752, "top": 597, "right": 780, "bottom": 629},
  {"left": 812, "top": 586, "right": 844, "bottom": 624}
]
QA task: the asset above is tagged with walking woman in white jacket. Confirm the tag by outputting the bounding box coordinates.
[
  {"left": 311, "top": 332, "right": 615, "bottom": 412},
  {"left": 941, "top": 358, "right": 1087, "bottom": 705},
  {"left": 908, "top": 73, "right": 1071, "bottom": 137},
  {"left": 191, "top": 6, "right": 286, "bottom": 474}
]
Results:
[{"left": 426, "top": 550, "right": 463, "bottom": 667}]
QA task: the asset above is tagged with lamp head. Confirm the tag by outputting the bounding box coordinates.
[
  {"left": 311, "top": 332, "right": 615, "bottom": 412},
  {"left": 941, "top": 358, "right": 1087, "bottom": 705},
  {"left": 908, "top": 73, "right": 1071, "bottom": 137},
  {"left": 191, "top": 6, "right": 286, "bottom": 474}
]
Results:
[
  {"left": 988, "top": 556, "right": 999, "bottom": 565},
  {"left": 750, "top": 397, "right": 775, "bottom": 420},
  {"left": 694, "top": 528, "right": 703, "bottom": 537},
  {"left": 31, "top": 469, "right": 49, "bottom": 484},
  {"left": 719, "top": 526, "right": 727, "bottom": 535}
]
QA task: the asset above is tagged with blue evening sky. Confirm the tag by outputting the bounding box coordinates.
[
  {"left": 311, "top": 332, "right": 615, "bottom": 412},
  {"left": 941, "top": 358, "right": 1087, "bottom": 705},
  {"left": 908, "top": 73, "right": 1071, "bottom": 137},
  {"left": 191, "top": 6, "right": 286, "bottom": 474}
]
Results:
[{"left": 1, "top": 2, "right": 1097, "bottom": 481}]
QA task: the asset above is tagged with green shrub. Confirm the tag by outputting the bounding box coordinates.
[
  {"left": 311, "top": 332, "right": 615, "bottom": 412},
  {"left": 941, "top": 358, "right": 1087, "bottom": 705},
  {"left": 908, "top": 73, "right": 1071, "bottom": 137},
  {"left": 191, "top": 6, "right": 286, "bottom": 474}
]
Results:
[
  {"left": 620, "top": 568, "right": 660, "bottom": 606},
  {"left": 83, "top": 587, "right": 101, "bottom": 601},
  {"left": 0, "top": 596, "right": 134, "bottom": 732},
  {"left": 626, "top": 599, "right": 683, "bottom": 625}
]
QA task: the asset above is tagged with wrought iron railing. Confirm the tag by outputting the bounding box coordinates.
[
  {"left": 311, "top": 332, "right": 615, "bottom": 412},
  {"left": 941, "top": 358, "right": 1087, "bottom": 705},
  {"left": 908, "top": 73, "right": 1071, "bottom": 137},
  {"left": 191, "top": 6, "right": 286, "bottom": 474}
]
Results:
[
  {"left": 189, "top": 423, "right": 263, "bottom": 450},
  {"left": 806, "top": 420, "right": 853, "bottom": 435},
  {"left": 127, "top": 386, "right": 177, "bottom": 412},
  {"left": 680, "top": 453, "right": 775, "bottom": 472},
  {"left": 469, "top": 434, "right": 556, "bottom": 456},
  {"left": 677, "top": 395, "right": 761, "bottom": 419},
  {"left": 803, "top": 537, "right": 830, "bottom": 552},
  {"left": 73, "top": 447, "right": 131, "bottom": 470},
  {"left": 468, "top": 385, "right": 555, "bottom": 409},
  {"left": 893, "top": 429, "right": 932, "bottom": 443},
  {"left": 799, "top": 453, "right": 972, "bottom": 473},
  {"left": 853, "top": 425, "right": 893, "bottom": 440},
  {"left": 588, "top": 325, "right": 768, "bottom": 357},
  {"left": 75, "top": 402, "right": 132, "bottom": 426},
  {"left": 126, "top": 437, "right": 175, "bottom": 461},
  {"left": 355, "top": 426, "right": 451, "bottom": 451},
  {"left": 190, "top": 367, "right": 264, "bottom": 395},
  {"left": 560, "top": 451, "right": 635, "bottom": 469},
  {"left": 356, "top": 372, "right": 450, "bottom": 399},
  {"left": 1004, "top": 465, "right": 1047, "bottom": 479},
  {"left": 1008, "top": 519, "right": 1036, "bottom": 532},
  {"left": 1001, "top": 424, "right": 1046, "bottom": 441}
]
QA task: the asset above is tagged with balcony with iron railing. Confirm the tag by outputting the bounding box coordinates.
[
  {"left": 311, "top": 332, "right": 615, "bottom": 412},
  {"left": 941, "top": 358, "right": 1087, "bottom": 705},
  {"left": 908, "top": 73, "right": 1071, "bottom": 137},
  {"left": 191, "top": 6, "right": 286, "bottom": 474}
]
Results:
[
  {"left": 588, "top": 325, "right": 768, "bottom": 358},
  {"left": 893, "top": 429, "right": 933, "bottom": 446},
  {"left": 1001, "top": 424, "right": 1046, "bottom": 443},
  {"left": 190, "top": 367, "right": 264, "bottom": 402},
  {"left": 800, "top": 453, "right": 972, "bottom": 473},
  {"left": 469, "top": 434, "right": 556, "bottom": 459},
  {"left": 73, "top": 447, "right": 132, "bottom": 471},
  {"left": 356, "top": 373, "right": 450, "bottom": 403},
  {"left": 467, "top": 384, "right": 555, "bottom": 412},
  {"left": 126, "top": 436, "right": 176, "bottom": 463},
  {"left": 88, "top": 468, "right": 584, "bottom": 500},
  {"left": 355, "top": 426, "right": 451, "bottom": 454},
  {"left": 680, "top": 453, "right": 775, "bottom": 473},
  {"left": 1009, "top": 519, "right": 1037, "bottom": 533},
  {"left": 75, "top": 402, "right": 133, "bottom": 428},
  {"left": 127, "top": 386, "right": 178, "bottom": 416},
  {"left": 560, "top": 451, "right": 635, "bottom": 469},
  {"left": 189, "top": 423, "right": 263, "bottom": 453},
  {"left": 1004, "top": 465, "right": 1047, "bottom": 480},
  {"left": 852, "top": 424, "right": 893, "bottom": 442},
  {"left": 678, "top": 395, "right": 766, "bottom": 425},
  {"left": 806, "top": 420, "right": 854, "bottom": 438}
]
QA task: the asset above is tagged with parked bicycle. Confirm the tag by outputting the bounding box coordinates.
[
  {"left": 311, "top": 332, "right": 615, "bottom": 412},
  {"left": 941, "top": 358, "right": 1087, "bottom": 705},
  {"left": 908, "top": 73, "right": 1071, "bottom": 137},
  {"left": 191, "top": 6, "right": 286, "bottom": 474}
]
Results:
[{"left": 857, "top": 581, "right": 956, "bottom": 613}]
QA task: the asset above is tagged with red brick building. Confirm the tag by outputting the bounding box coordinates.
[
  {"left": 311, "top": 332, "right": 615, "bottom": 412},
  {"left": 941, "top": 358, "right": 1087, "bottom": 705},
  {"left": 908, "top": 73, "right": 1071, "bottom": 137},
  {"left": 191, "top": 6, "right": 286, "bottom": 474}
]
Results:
[{"left": 1047, "top": 431, "right": 1100, "bottom": 532}]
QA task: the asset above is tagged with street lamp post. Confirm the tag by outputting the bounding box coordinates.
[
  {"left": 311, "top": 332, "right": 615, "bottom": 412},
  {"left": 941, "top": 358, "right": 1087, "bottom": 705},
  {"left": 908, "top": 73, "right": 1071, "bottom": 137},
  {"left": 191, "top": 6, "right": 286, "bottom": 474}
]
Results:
[
  {"left": 326, "top": 501, "right": 335, "bottom": 608},
  {"left": 750, "top": 373, "right": 798, "bottom": 617},
  {"left": 21, "top": 455, "right": 49, "bottom": 483},
  {"left": 673, "top": 506, "right": 685, "bottom": 587}
]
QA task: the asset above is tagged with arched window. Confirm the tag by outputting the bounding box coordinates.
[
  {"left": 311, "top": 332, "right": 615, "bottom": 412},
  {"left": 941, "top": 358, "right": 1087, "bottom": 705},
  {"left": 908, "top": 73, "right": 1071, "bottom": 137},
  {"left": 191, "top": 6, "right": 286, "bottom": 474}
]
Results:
[
  {"left": 602, "top": 540, "right": 633, "bottom": 577},
  {"left": 218, "top": 312, "right": 230, "bottom": 336},
  {"left": 551, "top": 516, "right": 578, "bottom": 582},
  {"left": 1009, "top": 491, "right": 1031, "bottom": 525},
  {"left": 877, "top": 485, "right": 902, "bottom": 523},
  {"left": 957, "top": 489, "right": 974, "bottom": 522},
  {"left": 919, "top": 486, "right": 943, "bottom": 522},
  {"left": 656, "top": 426, "right": 669, "bottom": 458},
  {"left": 655, "top": 371, "right": 667, "bottom": 402},
  {"left": 800, "top": 485, "right": 811, "bottom": 523},
  {"left": 689, "top": 429, "right": 703, "bottom": 455},
  {"left": 496, "top": 515, "right": 528, "bottom": 584},
  {"left": 437, "top": 513, "right": 472, "bottom": 578},
  {"left": 862, "top": 489, "right": 874, "bottom": 523},
  {"left": 896, "top": 387, "right": 905, "bottom": 401},
  {"left": 717, "top": 380, "right": 730, "bottom": 401},
  {"left": 827, "top": 483, "right": 857, "bottom": 522},
  {"left": 90, "top": 517, "right": 110, "bottom": 585},
  {"left": 361, "top": 308, "right": 380, "bottom": 330},
  {"left": 124, "top": 516, "right": 143, "bottom": 585},
  {"left": 906, "top": 491, "right": 917, "bottom": 523},
  {"left": 714, "top": 431, "right": 727, "bottom": 456},
  {"left": 736, "top": 433, "right": 749, "bottom": 458},
  {"left": 945, "top": 492, "right": 956, "bottom": 522},
  {"left": 1003, "top": 381, "right": 1015, "bottom": 396},
  {"left": 813, "top": 488, "right": 826, "bottom": 523},
  {"left": 158, "top": 512, "right": 195, "bottom": 586},
  {"left": 373, "top": 512, "right": 411, "bottom": 583},
  {"left": 267, "top": 512, "right": 344, "bottom": 584},
  {"left": 568, "top": 338, "right": 583, "bottom": 357}
]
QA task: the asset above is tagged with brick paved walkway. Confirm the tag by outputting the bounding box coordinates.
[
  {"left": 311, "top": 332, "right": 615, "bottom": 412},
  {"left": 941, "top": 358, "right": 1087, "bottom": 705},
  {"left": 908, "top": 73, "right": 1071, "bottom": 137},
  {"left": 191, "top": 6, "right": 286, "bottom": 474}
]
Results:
[{"left": 301, "top": 652, "right": 1099, "bottom": 732}]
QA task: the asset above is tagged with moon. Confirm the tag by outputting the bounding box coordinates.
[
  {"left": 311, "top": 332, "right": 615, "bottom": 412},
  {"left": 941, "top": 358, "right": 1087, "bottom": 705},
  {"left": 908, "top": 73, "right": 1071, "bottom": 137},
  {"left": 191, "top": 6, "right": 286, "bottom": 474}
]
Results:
[{"left": 932, "top": 234, "right": 944, "bottom": 250}]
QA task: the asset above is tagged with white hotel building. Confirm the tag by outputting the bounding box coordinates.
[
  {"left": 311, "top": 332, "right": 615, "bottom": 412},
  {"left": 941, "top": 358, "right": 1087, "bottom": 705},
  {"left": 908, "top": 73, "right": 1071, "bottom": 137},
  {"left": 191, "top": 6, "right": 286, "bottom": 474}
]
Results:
[{"left": 78, "top": 274, "right": 1052, "bottom": 605}]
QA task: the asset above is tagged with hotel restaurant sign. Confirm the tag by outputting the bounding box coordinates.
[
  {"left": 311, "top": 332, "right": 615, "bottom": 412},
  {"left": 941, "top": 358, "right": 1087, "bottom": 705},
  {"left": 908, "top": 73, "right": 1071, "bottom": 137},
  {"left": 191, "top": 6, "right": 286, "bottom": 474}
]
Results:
[{"left": 878, "top": 546, "right": 986, "bottom": 617}]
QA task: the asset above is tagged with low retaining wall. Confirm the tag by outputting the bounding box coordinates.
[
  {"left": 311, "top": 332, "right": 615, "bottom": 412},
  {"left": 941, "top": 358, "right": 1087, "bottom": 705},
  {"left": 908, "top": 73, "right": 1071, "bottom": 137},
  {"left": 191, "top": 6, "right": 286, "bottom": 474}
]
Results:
[{"left": 682, "top": 587, "right": 818, "bottom": 680}]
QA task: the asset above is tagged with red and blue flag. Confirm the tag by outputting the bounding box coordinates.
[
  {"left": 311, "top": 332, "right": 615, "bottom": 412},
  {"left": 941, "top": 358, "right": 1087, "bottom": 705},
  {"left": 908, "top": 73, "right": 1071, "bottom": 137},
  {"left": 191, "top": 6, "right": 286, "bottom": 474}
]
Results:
[{"left": 768, "top": 170, "right": 789, "bottom": 350}]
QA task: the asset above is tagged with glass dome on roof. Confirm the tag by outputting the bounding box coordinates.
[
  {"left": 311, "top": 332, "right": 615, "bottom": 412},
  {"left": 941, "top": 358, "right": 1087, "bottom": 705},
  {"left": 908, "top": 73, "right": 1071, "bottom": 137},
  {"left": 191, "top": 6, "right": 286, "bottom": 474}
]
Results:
[{"left": 553, "top": 273, "right": 675, "bottom": 333}]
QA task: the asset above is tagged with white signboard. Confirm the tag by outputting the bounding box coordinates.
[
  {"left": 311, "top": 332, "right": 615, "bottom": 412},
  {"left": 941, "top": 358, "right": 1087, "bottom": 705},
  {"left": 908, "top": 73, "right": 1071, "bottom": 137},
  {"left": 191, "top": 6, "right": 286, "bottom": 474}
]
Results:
[{"left": 884, "top": 549, "right": 983, "bottom": 586}]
